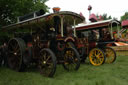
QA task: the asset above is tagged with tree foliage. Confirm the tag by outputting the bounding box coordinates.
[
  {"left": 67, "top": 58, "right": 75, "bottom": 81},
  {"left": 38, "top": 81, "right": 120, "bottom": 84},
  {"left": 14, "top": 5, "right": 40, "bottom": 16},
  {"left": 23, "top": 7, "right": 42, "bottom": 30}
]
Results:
[
  {"left": 121, "top": 12, "right": 128, "bottom": 21},
  {"left": 0, "top": 0, "right": 49, "bottom": 27},
  {"left": 102, "top": 13, "right": 112, "bottom": 20},
  {"left": 96, "top": 13, "right": 112, "bottom": 20}
]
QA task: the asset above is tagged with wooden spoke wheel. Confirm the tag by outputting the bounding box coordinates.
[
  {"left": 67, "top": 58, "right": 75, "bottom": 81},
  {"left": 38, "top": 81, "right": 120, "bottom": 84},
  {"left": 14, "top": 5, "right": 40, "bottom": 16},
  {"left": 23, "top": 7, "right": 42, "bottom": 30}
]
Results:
[
  {"left": 63, "top": 47, "right": 80, "bottom": 71},
  {"left": 104, "top": 47, "right": 116, "bottom": 63},
  {"left": 89, "top": 48, "right": 105, "bottom": 66},
  {"left": 39, "top": 48, "right": 56, "bottom": 77},
  {"left": 7, "top": 38, "right": 26, "bottom": 71}
]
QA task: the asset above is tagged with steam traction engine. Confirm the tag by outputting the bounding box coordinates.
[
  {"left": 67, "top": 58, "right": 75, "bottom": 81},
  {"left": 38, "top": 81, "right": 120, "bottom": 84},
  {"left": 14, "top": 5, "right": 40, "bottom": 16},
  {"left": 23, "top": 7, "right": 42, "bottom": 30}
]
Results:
[
  {"left": 74, "top": 19, "right": 120, "bottom": 66},
  {"left": 2, "top": 9, "right": 85, "bottom": 77}
]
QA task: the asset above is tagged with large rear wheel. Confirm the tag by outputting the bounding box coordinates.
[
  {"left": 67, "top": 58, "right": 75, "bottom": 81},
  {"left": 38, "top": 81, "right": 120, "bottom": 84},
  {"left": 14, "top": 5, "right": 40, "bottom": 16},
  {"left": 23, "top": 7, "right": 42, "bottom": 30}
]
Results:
[
  {"left": 63, "top": 47, "right": 80, "bottom": 71},
  {"left": 7, "top": 38, "right": 26, "bottom": 71},
  {"left": 103, "top": 47, "right": 116, "bottom": 63},
  {"left": 39, "top": 48, "right": 56, "bottom": 77},
  {"left": 89, "top": 48, "right": 105, "bottom": 66}
]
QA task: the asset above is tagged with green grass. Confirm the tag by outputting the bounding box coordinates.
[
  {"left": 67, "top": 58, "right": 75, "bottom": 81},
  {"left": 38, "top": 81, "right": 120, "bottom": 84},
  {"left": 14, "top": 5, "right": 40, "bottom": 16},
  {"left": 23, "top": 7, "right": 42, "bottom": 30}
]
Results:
[{"left": 0, "top": 53, "right": 128, "bottom": 85}]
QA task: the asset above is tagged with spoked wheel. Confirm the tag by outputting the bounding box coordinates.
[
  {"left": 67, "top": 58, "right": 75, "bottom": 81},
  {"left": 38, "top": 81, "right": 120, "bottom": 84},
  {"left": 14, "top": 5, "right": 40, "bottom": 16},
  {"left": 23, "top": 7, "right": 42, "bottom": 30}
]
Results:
[
  {"left": 103, "top": 47, "right": 116, "bottom": 63},
  {"left": 39, "top": 48, "right": 56, "bottom": 77},
  {"left": 63, "top": 47, "right": 80, "bottom": 71},
  {"left": 7, "top": 38, "right": 26, "bottom": 71},
  {"left": 89, "top": 48, "right": 105, "bottom": 66},
  {"left": 66, "top": 42, "right": 86, "bottom": 62}
]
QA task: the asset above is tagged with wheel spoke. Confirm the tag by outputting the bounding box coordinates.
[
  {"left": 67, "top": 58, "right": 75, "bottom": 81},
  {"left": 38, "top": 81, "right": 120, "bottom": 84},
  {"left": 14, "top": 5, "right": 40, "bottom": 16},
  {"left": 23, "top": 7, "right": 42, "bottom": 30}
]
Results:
[
  {"left": 39, "top": 49, "right": 56, "bottom": 77},
  {"left": 89, "top": 48, "right": 105, "bottom": 66},
  {"left": 63, "top": 48, "right": 80, "bottom": 71},
  {"left": 14, "top": 44, "right": 19, "bottom": 51},
  {"left": 43, "top": 52, "right": 47, "bottom": 60},
  {"left": 46, "top": 55, "right": 51, "bottom": 62},
  {"left": 105, "top": 47, "right": 116, "bottom": 63},
  {"left": 7, "top": 38, "right": 26, "bottom": 71}
]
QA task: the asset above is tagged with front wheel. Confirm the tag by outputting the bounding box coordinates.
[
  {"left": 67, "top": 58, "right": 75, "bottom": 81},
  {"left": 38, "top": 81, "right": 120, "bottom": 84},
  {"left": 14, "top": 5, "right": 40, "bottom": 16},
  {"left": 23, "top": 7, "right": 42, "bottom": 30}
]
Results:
[
  {"left": 89, "top": 48, "right": 106, "bottom": 66},
  {"left": 63, "top": 47, "right": 80, "bottom": 71},
  {"left": 39, "top": 48, "right": 56, "bottom": 77},
  {"left": 66, "top": 42, "right": 86, "bottom": 62}
]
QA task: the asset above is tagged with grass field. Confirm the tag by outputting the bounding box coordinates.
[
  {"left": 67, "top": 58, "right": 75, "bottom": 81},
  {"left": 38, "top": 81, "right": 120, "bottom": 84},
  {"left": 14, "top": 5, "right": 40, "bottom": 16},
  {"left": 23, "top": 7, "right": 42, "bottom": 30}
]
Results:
[{"left": 0, "top": 52, "right": 128, "bottom": 85}]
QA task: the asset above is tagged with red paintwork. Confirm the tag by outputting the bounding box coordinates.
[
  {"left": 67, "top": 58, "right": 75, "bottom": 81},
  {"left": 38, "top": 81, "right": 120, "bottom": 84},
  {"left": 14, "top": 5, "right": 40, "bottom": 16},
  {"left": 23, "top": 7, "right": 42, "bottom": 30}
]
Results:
[
  {"left": 106, "top": 43, "right": 113, "bottom": 46},
  {"left": 57, "top": 42, "right": 65, "bottom": 51},
  {"left": 27, "top": 42, "right": 32, "bottom": 47},
  {"left": 53, "top": 7, "right": 60, "bottom": 12},
  {"left": 77, "top": 43, "right": 84, "bottom": 48},
  {"left": 89, "top": 14, "right": 98, "bottom": 22},
  {"left": 99, "top": 15, "right": 103, "bottom": 21},
  {"left": 122, "top": 20, "right": 128, "bottom": 27},
  {"left": 80, "top": 12, "right": 84, "bottom": 17},
  {"left": 89, "top": 42, "right": 96, "bottom": 48},
  {"left": 56, "top": 34, "right": 63, "bottom": 40},
  {"left": 76, "top": 22, "right": 109, "bottom": 31}
]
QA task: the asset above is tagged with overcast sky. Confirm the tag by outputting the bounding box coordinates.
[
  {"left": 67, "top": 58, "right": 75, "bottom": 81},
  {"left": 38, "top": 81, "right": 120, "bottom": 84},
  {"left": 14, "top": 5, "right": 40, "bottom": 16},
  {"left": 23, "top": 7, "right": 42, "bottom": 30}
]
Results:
[{"left": 46, "top": 0, "right": 128, "bottom": 21}]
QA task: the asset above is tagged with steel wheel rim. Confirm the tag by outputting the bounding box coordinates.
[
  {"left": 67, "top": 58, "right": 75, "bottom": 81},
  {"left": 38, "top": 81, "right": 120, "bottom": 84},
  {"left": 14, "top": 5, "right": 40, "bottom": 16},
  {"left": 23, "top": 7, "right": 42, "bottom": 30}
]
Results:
[
  {"left": 8, "top": 39, "right": 22, "bottom": 71},
  {"left": 89, "top": 48, "right": 105, "bottom": 66},
  {"left": 105, "top": 48, "right": 116, "bottom": 63},
  {"left": 63, "top": 48, "right": 79, "bottom": 70},
  {"left": 39, "top": 50, "right": 54, "bottom": 77}
]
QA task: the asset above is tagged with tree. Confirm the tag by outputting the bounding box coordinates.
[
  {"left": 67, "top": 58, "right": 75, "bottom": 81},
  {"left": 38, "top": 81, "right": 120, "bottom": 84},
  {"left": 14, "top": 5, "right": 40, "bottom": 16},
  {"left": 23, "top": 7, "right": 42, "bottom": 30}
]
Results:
[
  {"left": 121, "top": 12, "right": 128, "bottom": 21},
  {"left": 0, "top": 0, "right": 49, "bottom": 27},
  {"left": 96, "top": 13, "right": 112, "bottom": 20}
]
